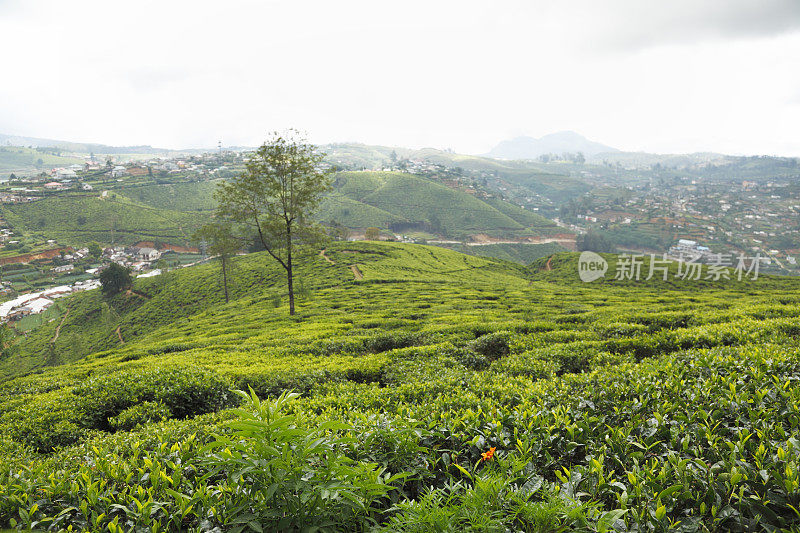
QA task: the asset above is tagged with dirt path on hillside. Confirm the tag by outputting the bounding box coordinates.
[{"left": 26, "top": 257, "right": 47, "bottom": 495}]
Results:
[
  {"left": 125, "top": 289, "right": 151, "bottom": 300},
  {"left": 544, "top": 256, "right": 552, "bottom": 271},
  {"left": 115, "top": 326, "right": 124, "bottom": 344},
  {"left": 50, "top": 308, "right": 70, "bottom": 344},
  {"left": 319, "top": 249, "right": 335, "bottom": 264},
  {"left": 350, "top": 264, "right": 363, "bottom": 280}
]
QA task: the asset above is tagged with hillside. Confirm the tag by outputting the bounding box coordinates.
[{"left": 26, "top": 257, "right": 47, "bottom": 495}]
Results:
[
  {"left": 0, "top": 170, "right": 566, "bottom": 263},
  {"left": 2, "top": 243, "right": 800, "bottom": 530},
  {"left": 0, "top": 146, "right": 85, "bottom": 175},
  {"left": 322, "top": 171, "right": 562, "bottom": 238},
  {"left": 0, "top": 133, "right": 207, "bottom": 156},
  {"left": 323, "top": 143, "right": 589, "bottom": 204},
  {"left": 443, "top": 241, "right": 568, "bottom": 264},
  {"left": 0, "top": 242, "right": 525, "bottom": 380},
  {"left": 0, "top": 194, "right": 204, "bottom": 246},
  {"left": 118, "top": 180, "right": 219, "bottom": 212}
]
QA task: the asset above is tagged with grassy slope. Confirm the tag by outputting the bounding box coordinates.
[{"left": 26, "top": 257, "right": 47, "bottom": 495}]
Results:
[
  {"left": 1, "top": 242, "right": 524, "bottom": 380},
  {"left": 99, "top": 171, "right": 563, "bottom": 239},
  {"left": 3, "top": 244, "right": 800, "bottom": 529},
  {"left": 329, "top": 171, "right": 552, "bottom": 235},
  {"left": 0, "top": 194, "right": 205, "bottom": 246},
  {"left": 0, "top": 146, "right": 84, "bottom": 174},
  {"left": 443, "top": 242, "right": 568, "bottom": 264},
  {"left": 316, "top": 192, "right": 405, "bottom": 228},
  {"left": 324, "top": 144, "right": 587, "bottom": 201},
  {"left": 119, "top": 180, "right": 219, "bottom": 212}
]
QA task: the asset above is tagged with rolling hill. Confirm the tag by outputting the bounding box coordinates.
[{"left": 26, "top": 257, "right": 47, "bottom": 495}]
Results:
[
  {"left": 2, "top": 243, "right": 800, "bottom": 530},
  {"left": 0, "top": 194, "right": 205, "bottom": 246},
  {"left": 323, "top": 143, "right": 590, "bottom": 204},
  {"left": 0, "top": 146, "right": 85, "bottom": 175},
  {"left": 320, "top": 171, "right": 562, "bottom": 238},
  {"left": 119, "top": 171, "right": 565, "bottom": 240}
]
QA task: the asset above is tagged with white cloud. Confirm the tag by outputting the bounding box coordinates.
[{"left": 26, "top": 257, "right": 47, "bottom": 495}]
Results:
[{"left": 1, "top": 0, "right": 799, "bottom": 155}]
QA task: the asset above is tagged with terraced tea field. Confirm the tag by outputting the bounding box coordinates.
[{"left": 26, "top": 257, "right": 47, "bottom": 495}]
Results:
[{"left": 1, "top": 242, "right": 800, "bottom": 531}]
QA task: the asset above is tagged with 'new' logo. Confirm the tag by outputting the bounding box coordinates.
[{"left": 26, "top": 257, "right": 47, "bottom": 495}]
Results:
[{"left": 578, "top": 251, "right": 607, "bottom": 282}]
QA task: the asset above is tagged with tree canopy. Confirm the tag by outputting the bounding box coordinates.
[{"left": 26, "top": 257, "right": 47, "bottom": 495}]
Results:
[{"left": 214, "top": 130, "right": 331, "bottom": 314}]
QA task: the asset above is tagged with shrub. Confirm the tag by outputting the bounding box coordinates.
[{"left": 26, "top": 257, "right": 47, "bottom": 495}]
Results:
[
  {"left": 74, "top": 366, "right": 233, "bottom": 431},
  {"left": 202, "top": 389, "right": 400, "bottom": 531},
  {"left": 2, "top": 392, "right": 87, "bottom": 452},
  {"left": 471, "top": 332, "right": 510, "bottom": 361},
  {"left": 108, "top": 400, "right": 171, "bottom": 431},
  {"left": 366, "top": 331, "right": 424, "bottom": 353}
]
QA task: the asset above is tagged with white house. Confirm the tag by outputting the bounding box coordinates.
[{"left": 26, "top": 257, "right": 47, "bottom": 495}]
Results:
[
  {"left": 136, "top": 247, "right": 161, "bottom": 261},
  {"left": 55, "top": 168, "right": 77, "bottom": 180}
]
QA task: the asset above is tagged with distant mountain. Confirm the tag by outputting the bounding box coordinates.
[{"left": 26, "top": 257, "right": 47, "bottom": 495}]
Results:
[
  {"left": 0, "top": 133, "right": 208, "bottom": 155},
  {"left": 486, "top": 131, "right": 618, "bottom": 160}
]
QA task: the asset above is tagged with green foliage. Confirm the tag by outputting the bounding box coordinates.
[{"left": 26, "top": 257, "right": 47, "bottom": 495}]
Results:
[
  {"left": 123, "top": 180, "right": 219, "bottom": 212},
  {"left": 444, "top": 241, "right": 566, "bottom": 265},
  {"left": 203, "top": 389, "right": 399, "bottom": 532},
  {"left": 215, "top": 130, "right": 332, "bottom": 314},
  {"left": 2, "top": 244, "right": 800, "bottom": 529},
  {"left": 577, "top": 229, "right": 617, "bottom": 253},
  {"left": 74, "top": 366, "right": 233, "bottom": 431},
  {"left": 324, "top": 171, "right": 559, "bottom": 237},
  {"left": 87, "top": 241, "right": 102, "bottom": 258},
  {"left": 108, "top": 400, "right": 171, "bottom": 431},
  {"left": 0, "top": 195, "right": 204, "bottom": 246},
  {"left": 99, "top": 262, "right": 132, "bottom": 296},
  {"left": 470, "top": 331, "right": 510, "bottom": 360}
]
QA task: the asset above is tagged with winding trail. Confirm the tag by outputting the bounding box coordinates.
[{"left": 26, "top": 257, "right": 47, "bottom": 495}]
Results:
[
  {"left": 50, "top": 308, "right": 70, "bottom": 344},
  {"left": 349, "top": 264, "right": 363, "bottom": 280},
  {"left": 319, "top": 249, "right": 335, "bottom": 264},
  {"left": 544, "top": 256, "right": 553, "bottom": 271},
  {"left": 115, "top": 326, "right": 124, "bottom": 344}
]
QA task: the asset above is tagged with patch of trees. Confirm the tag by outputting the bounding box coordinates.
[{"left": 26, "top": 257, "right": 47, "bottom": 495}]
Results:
[
  {"left": 100, "top": 263, "right": 132, "bottom": 297},
  {"left": 577, "top": 230, "right": 617, "bottom": 253}
]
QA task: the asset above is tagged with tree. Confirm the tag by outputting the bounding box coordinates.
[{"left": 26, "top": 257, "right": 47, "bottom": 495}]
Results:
[
  {"left": 365, "top": 227, "right": 381, "bottom": 240},
  {"left": 215, "top": 131, "right": 331, "bottom": 315},
  {"left": 577, "top": 230, "right": 616, "bottom": 253},
  {"left": 194, "top": 220, "right": 240, "bottom": 303},
  {"left": 99, "top": 263, "right": 132, "bottom": 297},
  {"left": 88, "top": 241, "right": 103, "bottom": 258}
]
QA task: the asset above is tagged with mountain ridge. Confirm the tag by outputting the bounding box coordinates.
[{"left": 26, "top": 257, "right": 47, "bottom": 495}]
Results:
[{"left": 486, "top": 131, "right": 619, "bottom": 160}]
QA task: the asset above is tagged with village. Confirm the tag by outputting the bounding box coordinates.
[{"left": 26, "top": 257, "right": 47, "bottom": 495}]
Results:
[
  {"left": 0, "top": 243, "right": 203, "bottom": 323},
  {"left": 553, "top": 174, "right": 800, "bottom": 274},
  {"left": 0, "top": 149, "right": 241, "bottom": 203}
]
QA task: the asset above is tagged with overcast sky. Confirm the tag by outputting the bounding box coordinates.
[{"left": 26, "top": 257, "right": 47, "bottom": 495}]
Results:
[{"left": 1, "top": 0, "right": 799, "bottom": 155}]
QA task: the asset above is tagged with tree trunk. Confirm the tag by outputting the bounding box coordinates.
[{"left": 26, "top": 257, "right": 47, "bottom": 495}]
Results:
[
  {"left": 286, "top": 226, "right": 295, "bottom": 315},
  {"left": 221, "top": 255, "right": 229, "bottom": 304}
]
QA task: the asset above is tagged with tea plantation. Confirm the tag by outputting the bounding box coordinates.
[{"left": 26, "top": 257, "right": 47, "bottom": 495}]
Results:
[{"left": 2, "top": 242, "right": 800, "bottom": 531}]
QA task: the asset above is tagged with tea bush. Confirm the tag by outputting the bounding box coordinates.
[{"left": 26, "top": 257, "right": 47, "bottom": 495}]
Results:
[
  {"left": 75, "top": 366, "right": 233, "bottom": 430},
  {"left": 470, "top": 331, "right": 510, "bottom": 360},
  {"left": 108, "top": 400, "right": 171, "bottom": 431},
  {"left": 2, "top": 243, "right": 800, "bottom": 530}
]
